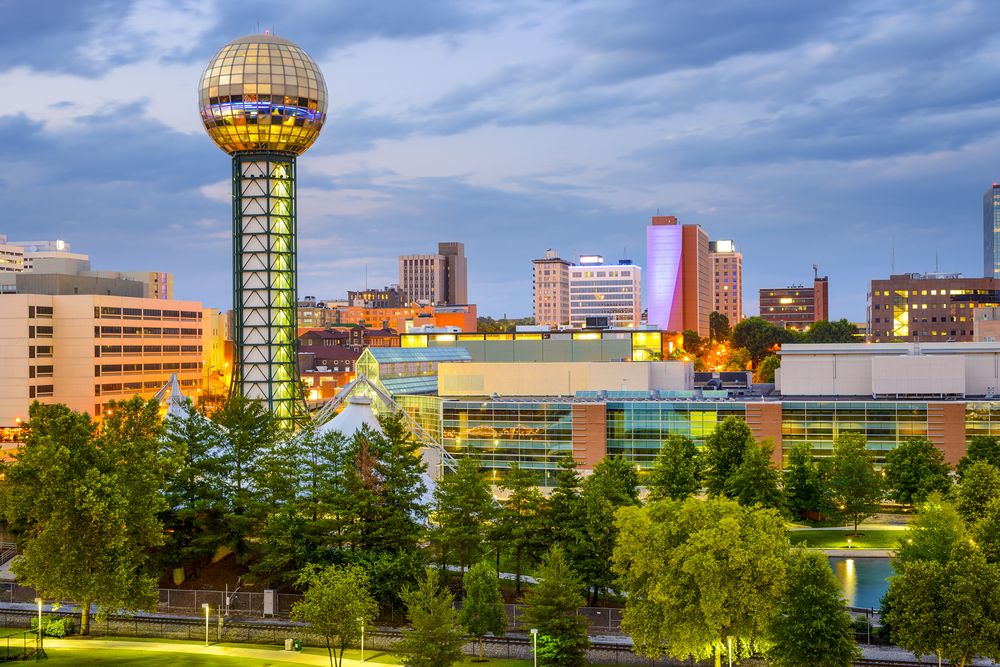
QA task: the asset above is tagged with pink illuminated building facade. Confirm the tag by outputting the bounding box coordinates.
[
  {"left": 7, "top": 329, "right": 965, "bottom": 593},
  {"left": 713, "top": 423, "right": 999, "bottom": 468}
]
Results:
[{"left": 646, "top": 216, "right": 711, "bottom": 336}]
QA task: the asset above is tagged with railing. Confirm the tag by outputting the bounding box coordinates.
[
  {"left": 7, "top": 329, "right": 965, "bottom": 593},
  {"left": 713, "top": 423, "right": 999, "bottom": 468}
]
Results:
[
  {"left": 0, "top": 544, "right": 17, "bottom": 568},
  {"left": 0, "top": 631, "right": 38, "bottom": 662}
]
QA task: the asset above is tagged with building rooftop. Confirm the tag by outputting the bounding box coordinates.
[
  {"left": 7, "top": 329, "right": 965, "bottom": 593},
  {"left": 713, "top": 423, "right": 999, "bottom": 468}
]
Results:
[{"left": 366, "top": 347, "right": 472, "bottom": 364}]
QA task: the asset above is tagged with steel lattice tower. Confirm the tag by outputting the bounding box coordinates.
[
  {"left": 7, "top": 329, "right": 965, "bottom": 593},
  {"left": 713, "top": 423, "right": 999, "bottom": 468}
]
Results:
[{"left": 198, "top": 34, "right": 328, "bottom": 427}]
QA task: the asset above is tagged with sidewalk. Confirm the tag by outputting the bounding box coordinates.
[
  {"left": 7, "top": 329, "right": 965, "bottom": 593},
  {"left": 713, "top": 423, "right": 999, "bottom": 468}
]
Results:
[{"left": 45, "top": 637, "right": 396, "bottom": 666}]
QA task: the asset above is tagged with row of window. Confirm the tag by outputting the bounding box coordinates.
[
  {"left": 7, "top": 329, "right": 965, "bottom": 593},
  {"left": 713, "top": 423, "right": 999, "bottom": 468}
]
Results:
[
  {"left": 95, "top": 345, "right": 202, "bottom": 357},
  {"left": 94, "top": 307, "right": 200, "bottom": 320},
  {"left": 94, "top": 327, "right": 200, "bottom": 338},
  {"left": 94, "top": 362, "right": 202, "bottom": 377}
]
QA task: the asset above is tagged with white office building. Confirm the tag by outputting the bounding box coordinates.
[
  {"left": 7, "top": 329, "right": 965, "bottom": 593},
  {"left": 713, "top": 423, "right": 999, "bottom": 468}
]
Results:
[{"left": 568, "top": 256, "right": 642, "bottom": 328}]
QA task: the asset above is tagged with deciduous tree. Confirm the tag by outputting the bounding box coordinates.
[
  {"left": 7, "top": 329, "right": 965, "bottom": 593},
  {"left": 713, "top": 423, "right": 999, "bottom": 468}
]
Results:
[
  {"left": 709, "top": 311, "right": 731, "bottom": 342},
  {"left": 647, "top": 434, "right": 701, "bottom": 501},
  {"left": 783, "top": 442, "right": 832, "bottom": 520},
  {"left": 725, "top": 439, "right": 783, "bottom": 510},
  {"left": 895, "top": 494, "right": 967, "bottom": 566},
  {"left": 4, "top": 399, "right": 167, "bottom": 635},
  {"left": 291, "top": 564, "right": 378, "bottom": 667},
  {"left": 703, "top": 416, "right": 755, "bottom": 497},
  {"left": 956, "top": 435, "right": 1000, "bottom": 477},
  {"left": 613, "top": 497, "right": 788, "bottom": 667},
  {"left": 767, "top": 549, "right": 858, "bottom": 667},
  {"left": 884, "top": 437, "right": 951, "bottom": 505},
  {"left": 953, "top": 461, "right": 1000, "bottom": 524},
  {"left": 828, "top": 432, "right": 883, "bottom": 534},
  {"left": 886, "top": 543, "right": 1000, "bottom": 667}
]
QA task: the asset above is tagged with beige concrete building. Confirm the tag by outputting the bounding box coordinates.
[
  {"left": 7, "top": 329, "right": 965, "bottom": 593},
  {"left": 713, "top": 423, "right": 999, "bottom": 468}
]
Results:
[
  {"left": 710, "top": 240, "right": 742, "bottom": 323},
  {"left": 438, "top": 360, "right": 693, "bottom": 397},
  {"left": 532, "top": 249, "right": 571, "bottom": 326},
  {"left": 399, "top": 242, "right": 468, "bottom": 305},
  {"left": 973, "top": 307, "right": 1000, "bottom": 342},
  {"left": 0, "top": 294, "right": 209, "bottom": 430},
  {"left": 777, "top": 342, "right": 1000, "bottom": 397}
]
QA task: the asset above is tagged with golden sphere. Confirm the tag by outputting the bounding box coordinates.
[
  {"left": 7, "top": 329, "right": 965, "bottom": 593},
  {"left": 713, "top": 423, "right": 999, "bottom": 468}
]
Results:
[{"left": 198, "top": 34, "right": 327, "bottom": 155}]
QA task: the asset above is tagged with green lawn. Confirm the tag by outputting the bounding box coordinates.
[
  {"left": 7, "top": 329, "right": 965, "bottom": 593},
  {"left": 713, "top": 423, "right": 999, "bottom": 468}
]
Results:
[
  {"left": 41, "top": 649, "right": 293, "bottom": 665},
  {"left": 788, "top": 529, "right": 903, "bottom": 550}
]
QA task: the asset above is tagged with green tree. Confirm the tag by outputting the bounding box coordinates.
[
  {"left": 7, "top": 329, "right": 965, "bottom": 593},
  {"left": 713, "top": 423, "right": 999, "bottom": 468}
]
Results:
[
  {"left": 519, "top": 546, "right": 589, "bottom": 667},
  {"left": 725, "top": 347, "right": 751, "bottom": 371},
  {"left": 884, "top": 437, "right": 951, "bottom": 505},
  {"left": 801, "top": 319, "right": 859, "bottom": 344},
  {"left": 732, "top": 317, "right": 795, "bottom": 365},
  {"left": 572, "top": 455, "right": 638, "bottom": 603},
  {"left": 754, "top": 354, "right": 781, "bottom": 383},
  {"left": 613, "top": 497, "right": 788, "bottom": 667},
  {"left": 291, "top": 564, "right": 378, "bottom": 667},
  {"left": 953, "top": 461, "right": 1000, "bottom": 524},
  {"left": 541, "top": 458, "right": 585, "bottom": 554},
  {"left": 767, "top": 549, "right": 859, "bottom": 667},
  {"left": 682, "top": 330, "right": 704, "bottom": 357},
  {"left": 211, "top": 394, "right": 279, "bottom": 558},
  {"left": 159, "top": 400, "right": 227, "bottom": 574},
  {"left": 709, "top": 311, "right": 731, "bottom": 342},
  {"left": 828, "top": 432, "right": 883, "bottom": 534},
  {"left": 647, "top": 434, "right": 701, "bottom": 501},
  {"left": 957, "top": 435, "right": 1000, "bottom": 477},
  {"left": 495, "top": 463, "right": 546, "bottom": 594},
  {"left": 394, "top": 568, "right": 466, "bottom": 667},
  {"left": 783, "top": 442, "right": 832, "bottom": 520},
  {"left": 432, "top": 457, "right": 494, "bottom": 573},
  {"left": 973, "top": 499, "right": 1000, "bottom": 564},
  {"left": 703, "top": 416, "right": 755, "bottom": 497},
  {"left": 895, "top": 494, "right": 967, "bottom": 566},
  {"left": 725, "top": 439, "right": 783, "bottom": 510},
  {"left": 4, "top": 399, "right": 167, "bottom": 635},
  {"left": 460, "top": 561, "right": 507, "bottom": 660},
  {"left": 886, "top": 543, "right": 1000, "bottom": 667}
]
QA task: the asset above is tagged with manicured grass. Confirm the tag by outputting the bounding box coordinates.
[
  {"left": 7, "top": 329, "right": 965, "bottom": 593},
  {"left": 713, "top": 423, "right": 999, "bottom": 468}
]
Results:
[
  {"left": 788, "top": 529, "right": 903, "bottom": 550},
  {"left": 42, "top": 649, "right": 295, "bottom": 665}
]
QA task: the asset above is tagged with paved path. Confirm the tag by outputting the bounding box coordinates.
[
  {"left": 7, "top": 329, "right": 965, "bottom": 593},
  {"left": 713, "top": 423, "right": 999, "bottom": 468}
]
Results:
[
  {"left": 824, "top": 549, "right": 893, "bottom": 557},
  {"left": 787, "top": 525, "right": 908, "bottom": 531},
  {"left": 44, "top": 637, "right": 395, "bottom": 666}
]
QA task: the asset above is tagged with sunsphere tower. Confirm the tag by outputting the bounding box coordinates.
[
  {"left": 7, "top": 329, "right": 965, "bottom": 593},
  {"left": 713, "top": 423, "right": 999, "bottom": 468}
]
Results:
[{"left": 198, "top": 34, "right": 328, "bottom": 426}]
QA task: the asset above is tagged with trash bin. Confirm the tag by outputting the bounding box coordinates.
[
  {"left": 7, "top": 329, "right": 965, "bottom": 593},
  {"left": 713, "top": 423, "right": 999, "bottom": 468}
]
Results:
[
  {"left": 284, "top": 638, "right": 294, "bottom": 651},
  {"left": 293, "top": 639, "right": 303, "bottom": 652}
]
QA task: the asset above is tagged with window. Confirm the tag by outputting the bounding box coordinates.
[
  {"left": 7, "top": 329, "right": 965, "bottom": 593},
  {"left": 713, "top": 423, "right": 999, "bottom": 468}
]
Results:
[
  {"left": 30, "top": 346, "right": 53, "bottom": 358},
  {"left": 29, "top": 366, "right": 53, "bottom": 379}
]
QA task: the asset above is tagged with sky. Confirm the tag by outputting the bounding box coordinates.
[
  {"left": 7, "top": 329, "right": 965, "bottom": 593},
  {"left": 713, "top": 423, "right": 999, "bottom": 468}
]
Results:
[{"left": 2, "top": 0, "right": 1000, "bottom": 321}]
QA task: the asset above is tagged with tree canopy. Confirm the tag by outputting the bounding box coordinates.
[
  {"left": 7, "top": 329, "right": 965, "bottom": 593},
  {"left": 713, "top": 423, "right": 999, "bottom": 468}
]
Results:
[
  {"left": 884, "top": 437, "right": 951, "bottom": 505},
  {"left": 828, "top": 432, "right": 883, "bottom": 533}
]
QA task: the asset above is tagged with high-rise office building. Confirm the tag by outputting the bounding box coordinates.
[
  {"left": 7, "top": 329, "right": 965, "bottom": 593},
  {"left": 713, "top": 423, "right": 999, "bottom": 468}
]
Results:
[
  {"left": 399, "top": 242, "right": 468, "bottom": 305},
  {"left": 532, "top": 249, "right": 571, "bottom": 326},
  {"left": 710, "top": 240, "right": 743, "bottom": 324},
  {"left": 646, "top": 216, "right": 711, "bottom": 336},
  {"left": 985, "top": 183, "right": 1000, "bottom": 279},
  {"left": 759, "top": 273, "right": 829, "bottom": 330},
  {"left": 868, "top": 273, "right": 1000, "bottom": 342},
  {"left": 568, "top": 255, "right": 642, "bottom": 328}
]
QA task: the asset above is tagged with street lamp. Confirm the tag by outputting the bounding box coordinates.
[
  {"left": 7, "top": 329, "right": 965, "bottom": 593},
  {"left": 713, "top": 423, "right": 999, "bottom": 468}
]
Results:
[
  {"left": 358, "top": 617, "right": 365, "bottom": 662},
  {"left": 530, "top": 628, "right": 538, "bottom": 667},
  {"left": 727, "top": 635, "right": 734, "bottom": 667},
  {"left": 847, "top": 538, "right": 853, "bottom": 550},
  {"left": 202, "top": 603, "right": 210, "bottom": 646},
  {"left": 34, "top": 598, "right": 42, "bottom": 651}
]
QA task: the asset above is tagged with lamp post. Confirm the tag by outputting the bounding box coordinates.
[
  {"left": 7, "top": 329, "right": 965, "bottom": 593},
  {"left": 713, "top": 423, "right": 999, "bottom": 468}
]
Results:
[
  {"left": 202, "top": 603, "right": 210, "bottom": 646},
  {"left": 530, "top": 628, "right": 538, "bottom": 667},
  {"left": 34, "top": 598, "right": 42, "bottom": 651},
  {"left": 358, "top": 617, "right": 365, "bottom": 661},
  {"left": 727, "top": 635, "right": 734, "bottom": 667}
]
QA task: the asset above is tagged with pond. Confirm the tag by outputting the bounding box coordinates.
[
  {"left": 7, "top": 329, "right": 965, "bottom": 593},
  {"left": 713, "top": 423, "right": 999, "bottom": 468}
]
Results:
[{"left": 828, "top": 556, "right": 894, "bottom": 610}]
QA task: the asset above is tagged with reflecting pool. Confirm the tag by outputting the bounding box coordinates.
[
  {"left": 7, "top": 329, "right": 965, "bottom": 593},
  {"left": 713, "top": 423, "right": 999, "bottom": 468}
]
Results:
[{"left": 828, "top": 557, "right": 893, "bottom": 610}]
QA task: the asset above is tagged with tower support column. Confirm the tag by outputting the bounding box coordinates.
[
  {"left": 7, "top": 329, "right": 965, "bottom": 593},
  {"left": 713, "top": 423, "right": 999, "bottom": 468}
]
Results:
[{"left": 231, "top": 151, "right": 306, "bottom": 425}]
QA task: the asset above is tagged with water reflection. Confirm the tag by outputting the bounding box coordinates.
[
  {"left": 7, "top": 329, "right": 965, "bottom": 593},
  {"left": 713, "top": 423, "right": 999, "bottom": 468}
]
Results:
[{"left": 828, "top": 557, "right": 893, "bottom": 610}]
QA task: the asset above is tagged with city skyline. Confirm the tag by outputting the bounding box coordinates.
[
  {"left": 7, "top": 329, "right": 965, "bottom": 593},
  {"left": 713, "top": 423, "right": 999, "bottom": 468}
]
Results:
[{"left": 4, "top": 1, "right": 1000, "bottom": 319}]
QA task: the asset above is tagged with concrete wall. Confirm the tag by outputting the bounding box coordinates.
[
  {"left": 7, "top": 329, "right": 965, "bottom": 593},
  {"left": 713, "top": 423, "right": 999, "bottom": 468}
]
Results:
[
  {"left": 871, "top": 356, "right": 965, "bottom": 396},
  {"left": 437, "top": 361, "right": 693, "bottom": 397}
]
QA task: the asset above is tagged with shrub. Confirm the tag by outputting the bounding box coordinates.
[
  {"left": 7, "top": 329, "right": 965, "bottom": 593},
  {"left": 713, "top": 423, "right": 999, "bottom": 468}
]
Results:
[{"left": 30, "top": 615, "right": 75, "bottom": 637}]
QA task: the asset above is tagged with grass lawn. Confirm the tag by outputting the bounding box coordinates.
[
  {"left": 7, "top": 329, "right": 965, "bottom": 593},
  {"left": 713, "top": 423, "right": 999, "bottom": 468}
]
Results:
[
  {"left": 788, "top": 529, "right": 903, "bottom": 550},
  {"left": 41, "top": 649, "right": 294, "bottom": 665}
]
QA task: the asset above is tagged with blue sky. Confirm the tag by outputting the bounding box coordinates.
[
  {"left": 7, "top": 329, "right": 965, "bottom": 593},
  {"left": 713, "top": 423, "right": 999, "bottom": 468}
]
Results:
[{"left": 2, "top": 0, "right": 999, "bottom": 320}]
